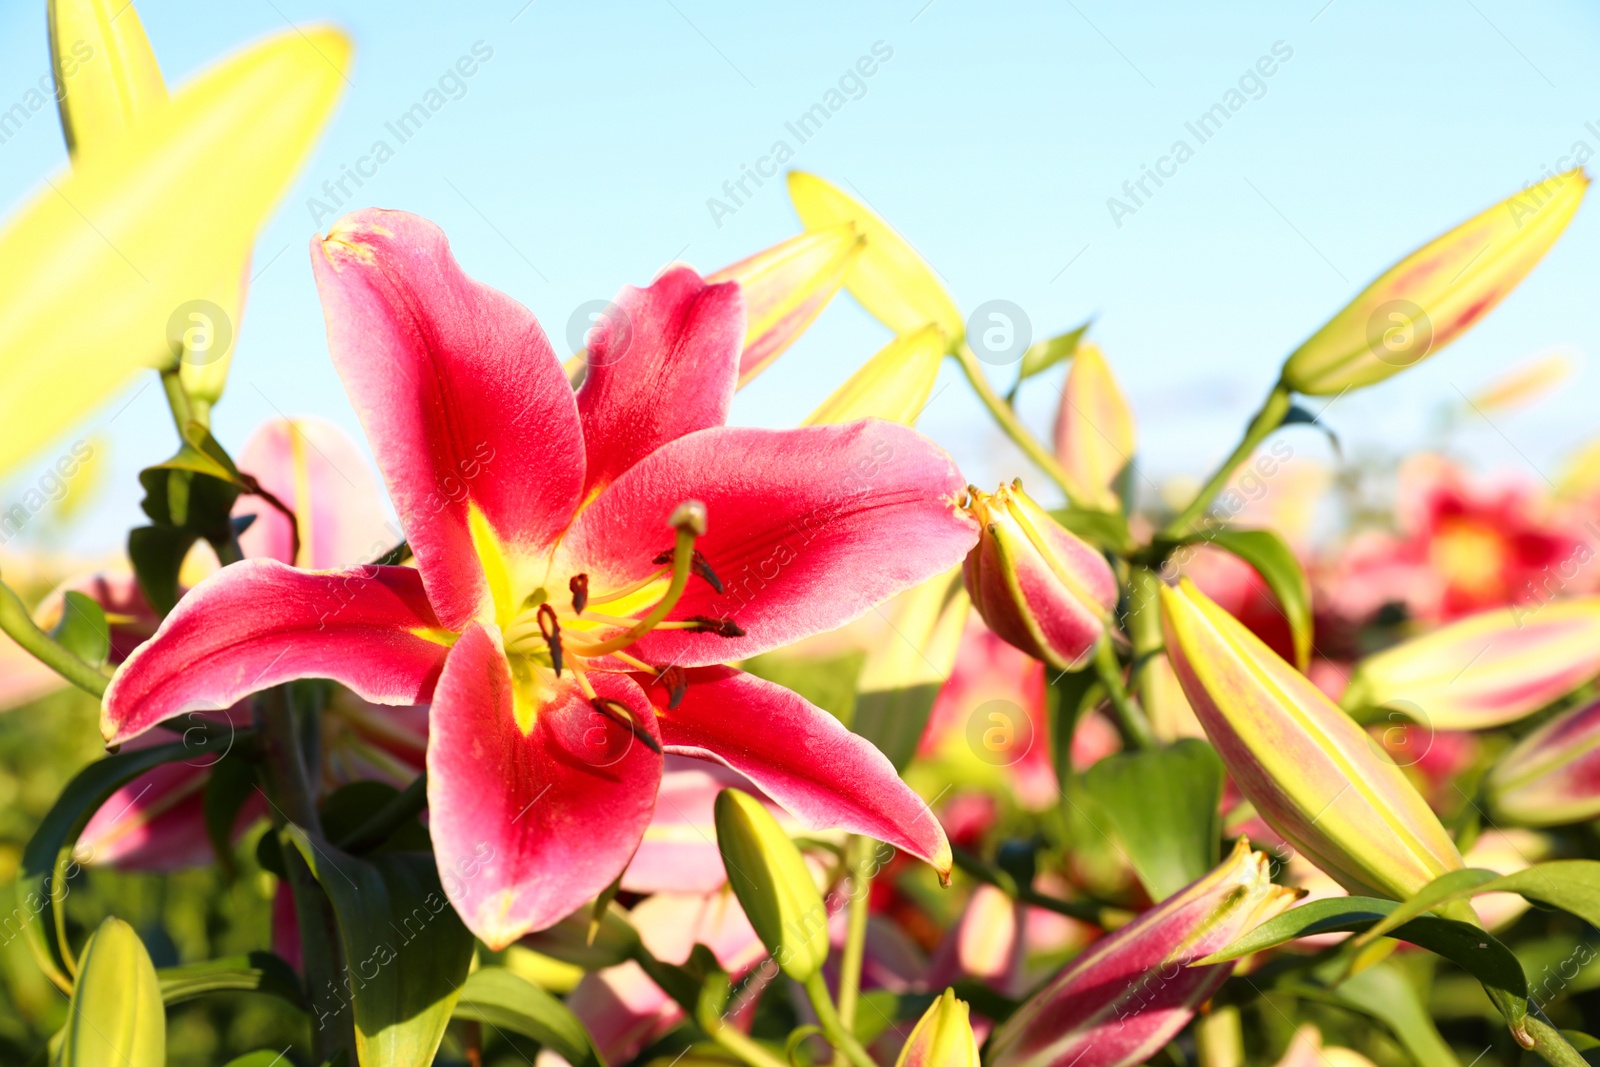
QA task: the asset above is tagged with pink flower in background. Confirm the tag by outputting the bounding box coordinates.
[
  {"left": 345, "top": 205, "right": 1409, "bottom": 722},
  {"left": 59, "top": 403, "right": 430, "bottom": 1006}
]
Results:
[{"left": 103, "top": 210, "right": 977, "bottom": 948}]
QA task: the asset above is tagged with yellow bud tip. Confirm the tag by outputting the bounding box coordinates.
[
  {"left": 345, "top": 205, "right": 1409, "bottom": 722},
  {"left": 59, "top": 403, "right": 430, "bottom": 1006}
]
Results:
[{"left": 670, "top": 500, "right": 708, "bottom": 536}]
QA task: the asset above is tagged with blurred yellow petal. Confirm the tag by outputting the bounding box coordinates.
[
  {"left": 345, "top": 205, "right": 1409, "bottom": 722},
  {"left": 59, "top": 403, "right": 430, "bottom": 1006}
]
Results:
[
  {"left": 49, "top": 0, "right": 168, "bottom": 159},
  {"left": 708, "top": 224, "right": 863, "bottom": 386},
  {"left": 1053, "top": 342, "right": 1135, "bottom": 511},
  {"left": 802, "top": 324, "right": 945, "bottom": 427},
  {"left": 1468, "top": 349, "right": 1577, "bottom": 414},
  {"left": 787, "top": 171, "right": 963, "bottom": 341},
  {"left": 1281, "top": 170, "right": 1588, "bottom": 395},
  {"left": 0, "top": 26, "right": 351, "bottom": 478}
]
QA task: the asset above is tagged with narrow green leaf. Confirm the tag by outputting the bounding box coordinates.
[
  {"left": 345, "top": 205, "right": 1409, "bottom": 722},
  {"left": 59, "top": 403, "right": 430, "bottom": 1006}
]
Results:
[
  {"left": 201, "top": 752, "right": 259, "bottom": 874},
  {"left": 1199, "top": 897, "right": 1395, "bottom": 963},
  {"left": 1015, "top": 320, "right": 1092, "bottom": 384},
  {"left": 1327, "top": 962, "right": 1459, "bottom": 1067},
  {"left": 283, "top": 828, "right": 474, "bottom": 1067},
  {"left": 452, "top": 967, "right": 607, "bottom": 1067},
  {"left": 158, "top": 951, "right": 304, "bottom": 1007},
  {"left": 20, "top": 742, "right": 193, "bottom": 988},
  {"left": 1048, "top": 505, "right": 1133, "bottom": 553},
  {"left": 60, "top": 917, "right": 165, "bottom": 1067},
  {"left": 1349, "top": 867, "right": 1501, "bottom": 947},
  {"left": 1183, "top": 527, "right": 1313, "bottom": 669},
  {"left": 1082, "top": 739, "right": 1223, "bottom": 899},
  {"left": 49, "top": 591, "right": 111, "bottom": 669}
]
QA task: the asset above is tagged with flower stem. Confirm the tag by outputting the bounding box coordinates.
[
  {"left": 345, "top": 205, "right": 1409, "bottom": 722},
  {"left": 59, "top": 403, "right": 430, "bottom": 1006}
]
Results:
[
  {"left": 835, "top": 836, "right": 873, "bottom": 1033},
  {"left": 338, "top": 770, "right": 428, "bottom": 853},
  {"left": 0, "top": 577, "right": 108, "bottom": 698},
  {"left": 160, "top": 367, "right": 194, "bottom": 436},
  {"left": 1093, "top": 640, "right": 1153, "bottom": 750},
  {"left": 1160, "top": 381, "right": 1292, "bottom": 540},
  {"left": 954, "top": 342, "right": 1085, "bottom": 507},
  {"left": 803, "top": 972, "right": 876, "bottom": 1067}
]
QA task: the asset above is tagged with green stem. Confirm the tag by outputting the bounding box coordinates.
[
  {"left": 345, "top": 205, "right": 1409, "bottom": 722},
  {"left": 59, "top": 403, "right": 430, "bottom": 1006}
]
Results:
[
  {"left": 711, "top": 1024, "right": 790, "bottom": 1067},
  {"left": 803, "top": 972, "right": 876, "bottom": 1067},
  {"left": 1124, "top": 566, "right": 1166, "bottom": 730},
  {"left": 1093, "top": 640, "right": 1153, "bottom": 750},
  {"left": 954, "top": 342, "right": 1084, "bottom": 506},
  {"left": 835, "top": 836, "right": 872, "bottom": 1033},
  {"left": 1160, "top": 381, "right": 1293, "bottom": 540},
  {"left": 159, "top": 367, "right": 193, "bottom": 436},
  {"left": 0, "top": 578, "right": 107, "bottom": 698},
  {"left": 1524, "top": 1015, "right": 1588, "bottom": 1067},
  {"left": 338, "top": 771, "right": 427, "bottom": 853}
]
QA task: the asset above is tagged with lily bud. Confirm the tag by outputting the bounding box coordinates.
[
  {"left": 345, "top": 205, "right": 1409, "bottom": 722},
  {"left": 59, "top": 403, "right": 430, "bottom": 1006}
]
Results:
[
  {"left": 896, "top": 989, "right": 981, "bottom": 1067},
  {"left": 987, "top": 840, "right": 1297, "bottom": 1067},
  {"left": 961, "top": 481, "right": 1117, "bottom": 671},
  {"left": 59, "top": 916, "right": 165, "bottom": 1066},
  {"left": 803, "top": 325, "right": 946, "bottom": 428},
  {"left": 1341, "top": 597, "right": 1600, "bottom": 730},
  {"left": 788, "top": 171, "right": 964, "bottom": 342},
  {"left": 708, "top": 224, "right": 863, "bottom": 386},
  {"left": 1487, "top": 696, "right": 1600, "bottom": 826},
  {"left": 1160, "top": 579, "right": 1464, "bottom": 900},
  {"left": 714, "top": 787, "right": 828, "bottom": 981},
  {"left": 1053, "top": 342, "right": 1135, "bottom": 512},
  {"left": 1281, "top": 170, "right": 1588, "bottom": 395},
  {"left": 49, "top": 0, "right": 168, "bottom": 159}
]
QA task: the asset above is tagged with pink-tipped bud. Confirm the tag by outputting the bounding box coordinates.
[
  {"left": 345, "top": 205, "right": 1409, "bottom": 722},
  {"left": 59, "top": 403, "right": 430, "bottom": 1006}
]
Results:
[{"left": 1487, "top": 696, "right": 1600, "bottom": 826}]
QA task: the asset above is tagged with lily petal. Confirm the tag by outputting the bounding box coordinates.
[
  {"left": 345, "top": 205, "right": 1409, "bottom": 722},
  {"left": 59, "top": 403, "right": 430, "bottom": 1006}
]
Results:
[
  {"left": 428, "top": 624, "right": 663, "bottom": 949},
  {"left": 577, "top": 265, "right": 744, "bottom": 498},
  {"left": 642, "top": 665, "right": 952, "bottom": 878},
  {"left": 562, "top": 421, "right": 979, "bottom": 665},
  {"left": 312, "top": 208, "right": 585, "bottom": 629},
  {"left": 101, "top": 559, "right": 449, "bottom": 744}
]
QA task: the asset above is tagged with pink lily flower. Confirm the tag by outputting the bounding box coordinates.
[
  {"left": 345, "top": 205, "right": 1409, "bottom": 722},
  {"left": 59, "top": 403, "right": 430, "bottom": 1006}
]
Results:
[{"left": 102, "top": 209, "right": 978, "bottom": 948}]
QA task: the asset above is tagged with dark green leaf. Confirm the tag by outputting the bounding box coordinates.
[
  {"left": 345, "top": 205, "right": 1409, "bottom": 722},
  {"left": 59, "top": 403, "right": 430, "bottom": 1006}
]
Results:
[
  {"left": 453, "top": 967, "right": 607, "bottom": 1067},
  {"left": 1183, "top": 527, "right": 1312, "bottom": 669},
  {"left": 283, "top": 828, "right": 473, "bottom": 1067},
  {"left": 158, "top": 951, "right": 304, "bottom": 1008},
  {"left": 20, "top": 742, "right": 193, "bottom": 988},
  {"left": 1082, "top": 739, "right": 1223, "bottom": 900},
  {"left": 49, "top": 591, "right": 110, "bottom": 668},
  {"left": 1049, "top": 667, "right": 1101, "bottom": 792},
  {"left": 127, "top": 525, "right": 199, "bottom": 617},
  {"left": 1326, "top": 961, "right": 1459, "bottom": 1067},
  {"left": 202, "top": 752, "right": 259, "bottom": 875}
]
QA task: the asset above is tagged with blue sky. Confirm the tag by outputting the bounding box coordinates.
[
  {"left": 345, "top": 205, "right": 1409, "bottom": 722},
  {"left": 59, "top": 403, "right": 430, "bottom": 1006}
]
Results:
[{"left": 3, "top": 0, "right": 1599, "bottom": 552}]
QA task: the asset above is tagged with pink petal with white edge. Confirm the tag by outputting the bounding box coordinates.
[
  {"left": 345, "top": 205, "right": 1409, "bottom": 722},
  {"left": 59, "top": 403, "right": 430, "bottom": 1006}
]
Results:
[
  {"left": 102, "top": 559, "right": 450, "bottom": 745},
  {"left": 577, "top": 266, "right": 744, "bottom": 498},
  {"left": 562, "top": 421, "right": 978, "bottom": 665},
  {"left": 427, "top": 624, "right": 662, "bottom": 949},
  {"left": 312, "top": 209, "right": 585, "bottom": 629},
  {"left": 235, "top": 416, "right": 393, "bottom": 569},
  {"left": 640, "top": 666, "right": 952, "bottom": 878}
]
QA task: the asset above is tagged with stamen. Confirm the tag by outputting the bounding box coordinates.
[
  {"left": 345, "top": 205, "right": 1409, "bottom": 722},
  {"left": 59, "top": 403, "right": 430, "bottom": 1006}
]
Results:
[
  {"left": 572, "top": 501, "right": 707, "bottom": 659},
  {"left": 653, "top": 664, "right": 688, "bottom": 709},
  {"left": 569, "top": 573, "right": 589, "bottom": 614},
  {"left": 640, "top": 616, "right": 747, "bottom": 637},
  {"left": 586, "top": 567, "right": 669, "bottom": 607},
  {"left": 653, "top": 548, "right": 724, "bottom": 594},
  {"left": 608, "top": 649, "right": 657, "bottom": 673},
  {"left": 537, "top": 603, "right": 563, "bottom": 675},
  {"left": 589, "top": 697, "right": 663, "bottom": 755}
]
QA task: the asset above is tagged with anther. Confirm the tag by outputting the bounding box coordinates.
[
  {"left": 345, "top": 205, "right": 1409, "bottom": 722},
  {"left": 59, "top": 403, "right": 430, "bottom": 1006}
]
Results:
[
  {"left": 569, "top": 573, "right": 589, "bottom": 614},
  {"left": 686, "top": 615, "right": 745, "bottom": 638},
  {"left": 589, "top": 697, "right": 663, "bottom": 755},
  {"left": 537, "top": 603, "right": 563, "bottom": 674},
  {"left": 653, "top": 664, "right": 688, "bottom": 710},
  {"left": 653, "top": 548, "right": 723, "bottom": 594}
]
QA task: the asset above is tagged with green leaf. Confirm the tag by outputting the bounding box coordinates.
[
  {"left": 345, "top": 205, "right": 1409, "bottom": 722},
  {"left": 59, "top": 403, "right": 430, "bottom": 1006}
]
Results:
[
  {"left": 60, "top": 917, "right": 165, "bottom": 1067},
  {"left": 319, "top": 781, "right": 429, "bottom": 853},
  {"left": 1082, "top": 739, "right": 1223, "bottom": 899},
  {"left": 157, "top": 951, "right": 304, "bottom": 1008},
  {"left": 1049, "top": 505, "right": 1133, "bottom": 553},
  {"left": 221, "top": 1054, "right": 300, "bottom": 1067},
  {"left": 1201, "top": 897, "right": 1394, "bottom": 961},
  {"left": 1014, "top": 319, "right": 1092, "bottom": 386},
  {"left": 1182, "top": 527, "right": 1313, "bottom": 670},
  {"left": 1326, "top": 961, "right": 1459, "bottom": 1067},
  {"left": 452, "top": 967, "right": 607, "bottom": 1067},
  {"left": 201, "top": 751, "right": 259, "bottom": 875},
  {"left": 1049, "top": 667, "right": 1101, "bottom": 792},
  {"left": 127, "top": 524, "right": 200, "bottom": 617},
  {"left": 19, "top": 741, "right": 193, "bottom": 988},
  {"left": 282, "top": 828, "right": 474, "bottom": 1067},
  {"left": 49, "top": 591, "right": 111, "bottom": 669},
  {"left": 1349, "top": 868, "right": 1501, "bottom": 947}
]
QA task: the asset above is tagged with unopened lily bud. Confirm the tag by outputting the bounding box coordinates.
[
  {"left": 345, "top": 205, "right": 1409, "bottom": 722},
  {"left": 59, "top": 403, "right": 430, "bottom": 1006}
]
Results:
[
  {"left": 896, "top": 989, "right": 981, "bottom": 1067},
  {"left": 1487, "top": 696, "right": 1600, "bottom": 826},
  {"left": 49, "top": 0, "right": 168, "bottom": 159},
  {"left": 803, "top": 324, "right": 946, "bottom": 428},
  {"left": 713, "top": 787, "right": 828, "bottom": 981},
  {"left": 1161, "top": 579, "right": 1464, "bottom": 900},
  {"left": 1053, "top": 342, "right": 1135, "bottom": 512},
  {"left": 962, "top": 481, "right": 1117, "bottom": 671},
  {"left": 1341, "top": 597, "right": 1600, "bottom": 730},
  {"left": 709, "top": 224, "right": 863, "bottom": 386},
  {"left": 788, "top": 171, "right": 964, "bottom": 342},
  {"left": 987, "top": 840, "right": 1297, "bottom": 1067},
  {"left": 1281, "top": 170, "right": 1588, "bottom": 395},
  {"left": 59, "top": 916, "right": 165, "bottom": 1066}
]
